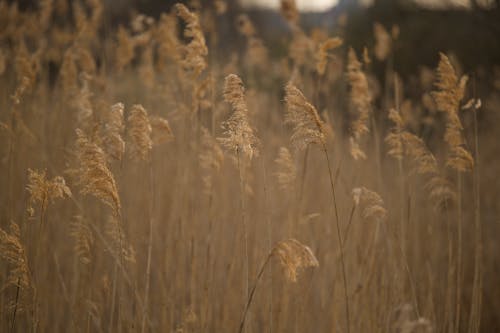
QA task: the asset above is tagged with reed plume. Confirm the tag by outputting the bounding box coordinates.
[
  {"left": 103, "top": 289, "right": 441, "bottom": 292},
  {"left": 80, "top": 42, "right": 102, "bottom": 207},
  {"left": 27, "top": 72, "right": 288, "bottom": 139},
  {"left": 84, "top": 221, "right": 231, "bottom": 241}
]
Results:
[
  {"left": 373, "top": 22, "right": 391, "bottom": 61},
  {"left": 102, "top": 102, "right": 125, "bottom": 162},
  {"left": 70, "top": 216, "right": 94, "bottom": 265},
  {"left": 105, "top": 215, "right": 136, "bottom": 264},
  {"left": 175, "top": 3, "right": 208, "bottom": 77},
  {"left": 200, "top": 127, "right": 224, "bottom": 195},
  {"left": 284, "top": 83, "right": 326, "bottom": 151},
  {"left": 284, "top": 83, "right": 350, "bottom": 333},
  {"left": 239, "top": 239, "right": 318, "bottom": 333},
  {"left": 316, "top": 37, "right": 343, "bottom": 76},
  {"left": 352, "top": 187, "right": 387, "bottom": 222},
  {"left": 74, "top": 129, "right": 121, "bottom": 217},
  {"left": 115, "top": 26, "right": 135, "bottom": 73},
  {"left": 26, "top": 169, "right": 72, "bottom": 218},
  {"left": 274, "top": 147, "right": 297, "bottom": 192},
  {"left": 385, "top": 108, "right": 404, "bottom": 161},
  {"left": 236, "top": 15, "right": 269, "bottom": 71},
  {"left": 280, "top": 0, "right": 299, "bottom": 26},
  {"left": 127, "top": 104, "right": 152, "bottom": 161},
  {"left": 432, "top": 53, "right": 473, "bottom": 172},
  {"left": 347, "top": 48, "right": 372, "bottom": 160},
  {"left": 0, "top": 222, "right": 33, "bottom": 308},
  {"left": 218, "top": 74, "right": 259, "bottom": 160},
  {"left": 271, "top": 238, "right": 319, "bottom": 282},
  {"left": 156, "top": 12, "right": 181, "bottom": 68},
  {"left": 150, "top": 115, "right": 174, "bottom": 145}
]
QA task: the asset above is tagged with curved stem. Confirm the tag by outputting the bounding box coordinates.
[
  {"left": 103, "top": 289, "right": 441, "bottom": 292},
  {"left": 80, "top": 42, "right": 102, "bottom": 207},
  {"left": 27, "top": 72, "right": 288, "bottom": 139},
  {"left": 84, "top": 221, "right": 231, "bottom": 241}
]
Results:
[
  {"left": 322, "top": 144, "right": 350, "bottom": 333},
  {"left": 238, "top": 254, "right": 272, "bottom": 333}
]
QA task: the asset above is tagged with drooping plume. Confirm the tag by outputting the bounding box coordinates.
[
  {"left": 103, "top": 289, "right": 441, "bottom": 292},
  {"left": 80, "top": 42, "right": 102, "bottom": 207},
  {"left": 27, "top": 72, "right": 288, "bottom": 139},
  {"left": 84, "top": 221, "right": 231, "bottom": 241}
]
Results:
[
  {"left": 271, "top": 238, "right": 319, "bottom": 282},
  {"left": 284, "top": 83, "right": 327, "bottom": 151}
]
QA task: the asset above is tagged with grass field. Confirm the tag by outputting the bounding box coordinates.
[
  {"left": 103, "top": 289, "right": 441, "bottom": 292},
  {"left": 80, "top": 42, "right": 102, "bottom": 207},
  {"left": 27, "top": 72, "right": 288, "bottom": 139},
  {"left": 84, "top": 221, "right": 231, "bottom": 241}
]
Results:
[{"left": 1, "top": 0, "right": 499, "bottom": 332}]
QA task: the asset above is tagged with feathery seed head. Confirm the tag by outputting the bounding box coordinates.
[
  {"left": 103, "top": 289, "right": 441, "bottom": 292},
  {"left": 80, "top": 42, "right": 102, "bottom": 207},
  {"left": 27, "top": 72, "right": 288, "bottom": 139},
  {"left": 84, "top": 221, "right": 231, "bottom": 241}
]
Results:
[
  {"left": 75, "top": 129, "right": 121, "bottom": 217},
  {"left": 102, "top": 102, "right": 125, "bottom": 162},
  {"left": 26, "top": 169, "right": 71, "bottom": 216},
  {"left": 352, "top": 187, "right": 387, "bottom": 222},
  {"left": 175, "top": 3, "right": 208, "bottom": 77},
  {"left": 219, "top": 74, "right": 260, "bottom": 160},
  {"left": 280, "top": 0, "right": 299, "bottom": 26},
  {"left": 432, "top": 53, "right": 473, "bottom": 172},
  {"left": 127, "top": 104, "right": 152, "bottom": 161},
  {"left": 150, "top": 116, "right": 174, "bottom": 145},
  {"left": 316, "top": 37, "right": 343, "bottom": 75},
  {"left": 271, "top": 239, "right": 319, "bottom": 282},
  {"left": 0, "top": 222, "right": 33, "bottom": 310},
  {"left": 274, "top": 147, "right": 297, "bottom": 192},
  {"left": 284, "top": 83, "right": 326, "bottom": 151}
]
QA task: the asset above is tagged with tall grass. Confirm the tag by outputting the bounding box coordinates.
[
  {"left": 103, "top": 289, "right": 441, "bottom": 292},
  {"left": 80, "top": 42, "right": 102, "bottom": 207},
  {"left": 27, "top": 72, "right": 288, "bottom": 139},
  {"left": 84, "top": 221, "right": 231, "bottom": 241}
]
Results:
[{"left": 0, "top": 0, "right": 498, "bottom": 332}]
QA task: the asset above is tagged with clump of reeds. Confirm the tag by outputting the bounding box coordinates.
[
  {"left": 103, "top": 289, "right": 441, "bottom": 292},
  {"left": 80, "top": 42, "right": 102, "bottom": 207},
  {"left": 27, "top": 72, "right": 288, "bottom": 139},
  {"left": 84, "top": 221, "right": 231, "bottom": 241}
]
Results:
[
  {"left": 284, "top": 82, "right": 350, "bottom": 333},
  {"left": 218, "top": 74, "right": 259, "bottom": 332}
]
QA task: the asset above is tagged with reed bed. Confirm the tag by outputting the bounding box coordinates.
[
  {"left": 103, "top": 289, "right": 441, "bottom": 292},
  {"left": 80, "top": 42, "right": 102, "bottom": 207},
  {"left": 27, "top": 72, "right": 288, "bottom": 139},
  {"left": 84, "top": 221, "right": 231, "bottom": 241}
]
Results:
[{"left": 0, "top": 0, "right": 499, "bottom": 332}]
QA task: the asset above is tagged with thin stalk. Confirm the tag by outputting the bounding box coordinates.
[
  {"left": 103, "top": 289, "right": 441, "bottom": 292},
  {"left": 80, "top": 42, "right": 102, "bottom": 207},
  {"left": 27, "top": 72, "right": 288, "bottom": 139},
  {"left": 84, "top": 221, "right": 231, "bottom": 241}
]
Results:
[
  {"left": 239, "top": 254, "right": 272, "bottom": 333},
  {"left": 468, "top": 87, "right": 482, "bottom": 333},
  {"left": 237, "top": 149, "right": 249, "bottom": 333},
  {"left": 343, "top": 204, "right": 356, "bottom": 246},
  {"left": 322, "top": 144, "right": 350, "bottom": 333},
  {"left": 394, "top": 74, "right": 406, "bottom": 254},
  {"left": 455, "top": 172, "right": 463, "bottom": 332},
  {"left": 261, "top": 158, "right": 273, "bottom": 333},
  {"left": 141, "top": 159, "right": 155, "bottom": 333},
  {"left": 445, "top": 203, "right": 455, "bottom": 333},
  {"left": 10, "top": 278, "right": 21, "bottom": 333}
]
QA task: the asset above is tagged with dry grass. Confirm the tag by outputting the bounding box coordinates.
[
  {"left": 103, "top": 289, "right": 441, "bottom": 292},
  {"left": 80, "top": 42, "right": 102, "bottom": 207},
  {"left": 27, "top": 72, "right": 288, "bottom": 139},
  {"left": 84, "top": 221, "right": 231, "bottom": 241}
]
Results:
[{"left": 0, "top": 0, "right": 499, "bottom": 332}]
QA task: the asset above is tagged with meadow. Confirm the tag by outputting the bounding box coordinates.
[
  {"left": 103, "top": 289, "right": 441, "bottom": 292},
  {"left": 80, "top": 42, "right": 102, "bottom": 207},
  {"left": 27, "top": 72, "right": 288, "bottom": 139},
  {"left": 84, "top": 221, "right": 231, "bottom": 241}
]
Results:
[{"left": 1, "top": 0, "right": 499, "bottom": 332}]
